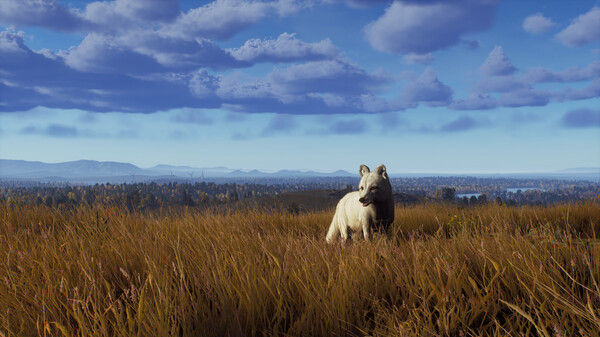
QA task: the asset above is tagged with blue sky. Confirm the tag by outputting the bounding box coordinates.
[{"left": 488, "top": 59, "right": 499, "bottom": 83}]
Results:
[{"left": 0, "top": 0, "right": 599, "bottom": 173}]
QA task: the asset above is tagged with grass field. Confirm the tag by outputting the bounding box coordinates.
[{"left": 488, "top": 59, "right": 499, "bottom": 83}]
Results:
[{"left": 1, "top": 198, "right": 599, "bottom": 336}]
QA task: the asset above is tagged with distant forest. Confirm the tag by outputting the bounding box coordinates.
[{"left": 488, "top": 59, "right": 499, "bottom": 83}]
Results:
[{"left": 1, "top": 176, "right": 598, "bottom": 210}]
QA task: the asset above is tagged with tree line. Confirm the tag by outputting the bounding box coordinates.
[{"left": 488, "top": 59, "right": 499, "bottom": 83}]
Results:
[{"left": 1, "top": 176, "right": 597, "bottom": 210}]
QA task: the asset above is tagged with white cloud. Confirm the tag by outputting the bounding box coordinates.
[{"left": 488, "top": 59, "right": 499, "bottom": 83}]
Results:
[
  {"left": 0, "top": 29, "right": 27, "bottom": 54},
  {"left": 364, "top": 0, "right": 498, "bottom": 54},
  {"left": 62, "top": 33, "right": 163, "bottom": 73},
  {"left": 402, "top": 53, "right": 434, "bottom": 65},
  {"left": 400, "top": 67, "right": 453, "bottom": 107},
  {"left": 187, "top": 59, "right": 394, "bottom": 114},
  {"left": 228, "top": 33, "right": 339, "bottom": 63},
  {"left": 554, "top": 79, "right": 600, "bottom": 102},
  {"left": 479, "top": 46, "right": 516, "bottom": 76},
  {"left": 325, "top": 0, "right": 390, "bottom": 8},
  {"left": 159, "top": 0, "right": 270, "bottom": 41},
  {"left": 556, "top": 6, "right": 600, "bottom": 47},
  {"left": 498, "top": 88, "right": 550, "bottom": 107},
  {"left": 522, "top": 13, "right": 555, "bottom": 34},
  {"left": 62, "top": 30, "right": 244, "bottom": 74},
  {"left": 450, "top": 93, "right": 498, "bottom": 110},
  {"left": 0, "top": 0, "right": 89, "bottom": 31},
  {"left": 474, "top": 76, "right": 528, "bottom": 94},
  {"left": 525, "top": 61, "right": 600, "bottom": 83}
]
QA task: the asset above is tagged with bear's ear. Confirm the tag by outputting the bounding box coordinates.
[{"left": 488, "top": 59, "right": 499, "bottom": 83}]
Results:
[
  {"left": 359, "top": 164, "right": 370, "bottom": 177},
  {"left": 375, "top": 164, "right": 388, "bottom": 180}
]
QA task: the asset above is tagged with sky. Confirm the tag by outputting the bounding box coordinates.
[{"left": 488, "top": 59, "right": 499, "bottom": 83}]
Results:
[{"left": 0, "top": 0, "right": 599, "bottom": 173}]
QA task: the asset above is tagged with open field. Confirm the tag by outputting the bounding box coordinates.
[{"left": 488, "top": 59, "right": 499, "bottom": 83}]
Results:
[{"left": 1, "top": 198, "right": 599, "bottom": 336}]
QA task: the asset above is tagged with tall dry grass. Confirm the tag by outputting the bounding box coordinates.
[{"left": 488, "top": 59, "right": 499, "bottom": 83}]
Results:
[{"left": 1, "top": 200, "right": 599, "bottom": 336}]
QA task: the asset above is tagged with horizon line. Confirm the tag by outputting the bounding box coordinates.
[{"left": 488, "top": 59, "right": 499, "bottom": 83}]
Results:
[{"left": 1, "top": 158, "right": 599, "bottom": 176}]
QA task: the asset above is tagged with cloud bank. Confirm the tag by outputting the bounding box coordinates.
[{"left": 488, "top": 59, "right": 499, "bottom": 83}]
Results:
[
  {"left": 451, "top": 46, "right": 600, "bottom": 111},
  {"left": 1, "top": 0, "right": 598, "bottom": 118}
]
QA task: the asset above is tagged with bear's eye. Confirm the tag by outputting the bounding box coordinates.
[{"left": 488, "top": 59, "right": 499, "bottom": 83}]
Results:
[{"left": 371, "top": 187, "right": 378, "bottom": 191}]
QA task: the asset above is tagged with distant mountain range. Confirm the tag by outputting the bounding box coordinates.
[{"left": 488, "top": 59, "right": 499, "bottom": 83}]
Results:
[
  {"left": 0, "top": 159, "right": 598, "bottom": 184},
  {"left": 0, "top": 159, "right": 354, "bottom": 182},
  {"left": 226, "top": 169, "right": 354, "bottom": 178},
  {"left": 0, "top": 159, "right": 143, "bottom": 178}
]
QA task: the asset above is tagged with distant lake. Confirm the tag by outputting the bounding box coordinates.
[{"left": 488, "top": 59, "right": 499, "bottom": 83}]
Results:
[
  {"left": 507, "top": 187, "right": 545, "bottom": 193},
  {"left": 457, "top": 193, "right": 482, "bottom": 199},
  {"left": 456, "top": 188, "right": 545, "bottom": 199}
]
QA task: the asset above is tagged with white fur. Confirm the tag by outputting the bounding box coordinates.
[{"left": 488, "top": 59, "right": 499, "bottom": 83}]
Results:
[{"left": 326, "top": 164, "right": 394, "bottom": 243}]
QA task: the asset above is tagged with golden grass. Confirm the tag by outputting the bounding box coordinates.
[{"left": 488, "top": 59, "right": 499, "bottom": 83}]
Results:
[{"left": 0, "top": 200, "right": 599, "bottom": 336}]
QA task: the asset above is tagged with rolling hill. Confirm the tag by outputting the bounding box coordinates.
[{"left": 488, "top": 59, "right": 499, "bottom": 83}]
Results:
[{"left": 0, "top": 159, "right": 354, "bottom": 182}]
